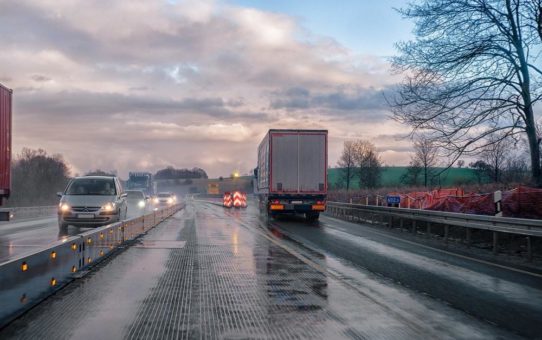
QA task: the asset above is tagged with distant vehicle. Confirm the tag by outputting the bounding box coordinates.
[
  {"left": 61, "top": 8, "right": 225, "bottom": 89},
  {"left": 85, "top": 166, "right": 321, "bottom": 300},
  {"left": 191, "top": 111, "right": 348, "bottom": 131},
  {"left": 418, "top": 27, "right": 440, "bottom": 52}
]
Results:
[
  {"left": 57, "top": 176, "right": 128, "bottom": 229},
  {"left": 153, "top": 192, "right": 177, "bottom": 206},
  {"left": 125, "top": 190, "right": 149, "bottom": 209},
  {"left": 255, "top": 129, "right": 327, "bottom": 221},
  {"left": 0, "top": 83, "right": 12, "bottom": 221},
  {"left": 126, "top": 172, "right": 153, "bottom": 196}
]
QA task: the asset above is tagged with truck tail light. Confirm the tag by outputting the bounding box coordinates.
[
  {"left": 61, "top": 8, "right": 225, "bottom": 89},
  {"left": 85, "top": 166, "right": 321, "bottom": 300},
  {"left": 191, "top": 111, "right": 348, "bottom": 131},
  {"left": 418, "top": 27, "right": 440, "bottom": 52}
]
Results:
[
  {"left": 270, "top": 204, "right": 284, "bottom": 210},
  {"left": 312, "top": 204, "right": 326, "bottom": 211}
]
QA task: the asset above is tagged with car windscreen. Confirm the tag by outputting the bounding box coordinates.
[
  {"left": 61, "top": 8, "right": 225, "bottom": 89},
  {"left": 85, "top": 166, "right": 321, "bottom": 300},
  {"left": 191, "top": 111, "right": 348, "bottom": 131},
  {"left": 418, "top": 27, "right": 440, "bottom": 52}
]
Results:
[
  {"left": 66, "top": 178, "right": 117, "bottom": 195},
  {"left": 157, "top": 193, "right": 171, "bottom": 197},
  {"left": 126, "top": 191, "right": 144, "bottom": 199}
]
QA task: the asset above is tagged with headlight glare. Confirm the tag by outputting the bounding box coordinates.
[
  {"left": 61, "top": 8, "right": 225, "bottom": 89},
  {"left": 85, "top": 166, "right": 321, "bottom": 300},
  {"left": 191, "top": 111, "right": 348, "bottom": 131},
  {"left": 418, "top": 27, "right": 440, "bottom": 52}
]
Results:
[
  {"left": 138, "top": 200, "right": 145, "bottom": 208},
  {"left": 59, "top": 203, "right": 70, "bottom": 212},
  {"left": 101, "top": 202, "right": 116, "bottom": 212}
]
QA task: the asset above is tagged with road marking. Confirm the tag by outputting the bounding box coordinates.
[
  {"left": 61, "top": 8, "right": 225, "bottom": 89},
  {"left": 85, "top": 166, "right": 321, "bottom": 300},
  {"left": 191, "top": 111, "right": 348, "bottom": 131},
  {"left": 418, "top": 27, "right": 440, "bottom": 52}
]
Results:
[{"left": 322, "top": 215, "right": 542, "bottom": 279}]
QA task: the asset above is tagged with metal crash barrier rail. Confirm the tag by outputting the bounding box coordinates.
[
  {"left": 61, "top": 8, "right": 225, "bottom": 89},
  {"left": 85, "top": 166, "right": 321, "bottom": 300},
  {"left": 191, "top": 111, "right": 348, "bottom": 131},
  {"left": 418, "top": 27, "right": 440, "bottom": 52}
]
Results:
[
  {"left": 0, "top": 203, "right": 183, "bottom": 328},
  {"left": 326, "top": 201, "right": 542, "bottom": 259}
]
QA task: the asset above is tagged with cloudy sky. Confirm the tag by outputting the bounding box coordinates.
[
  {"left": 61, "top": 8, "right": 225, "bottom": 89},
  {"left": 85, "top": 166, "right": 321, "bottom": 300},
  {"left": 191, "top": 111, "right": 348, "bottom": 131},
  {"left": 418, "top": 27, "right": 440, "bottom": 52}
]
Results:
[{"left": 0, "top": 0, "right": 415, "bottom": 178}]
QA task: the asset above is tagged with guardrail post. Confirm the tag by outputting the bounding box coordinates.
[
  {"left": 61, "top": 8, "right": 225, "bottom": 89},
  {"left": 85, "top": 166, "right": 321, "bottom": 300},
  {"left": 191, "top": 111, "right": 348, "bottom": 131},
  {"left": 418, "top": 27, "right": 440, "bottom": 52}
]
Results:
[
  {"left": 526, "top": 236, "right": 532, "bottom": 262},
  {"left": 426, "top": 222, "right": 431, "bottom": 238},
  {"left": 493, "top": 232, "right": 498, "bottom": 254}
]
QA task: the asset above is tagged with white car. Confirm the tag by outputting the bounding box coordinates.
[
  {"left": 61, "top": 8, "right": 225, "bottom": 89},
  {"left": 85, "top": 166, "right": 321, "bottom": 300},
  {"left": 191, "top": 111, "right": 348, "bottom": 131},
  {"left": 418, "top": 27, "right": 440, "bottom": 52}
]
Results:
[
  {"left": 153, "top": 192, "right": 177, "bottom": 206},
  {"left": 125, "top": 190, "right": 149, "bottom": 209},
  {"left": 57, "top": 176, "right": 127, "bottom": 230}
]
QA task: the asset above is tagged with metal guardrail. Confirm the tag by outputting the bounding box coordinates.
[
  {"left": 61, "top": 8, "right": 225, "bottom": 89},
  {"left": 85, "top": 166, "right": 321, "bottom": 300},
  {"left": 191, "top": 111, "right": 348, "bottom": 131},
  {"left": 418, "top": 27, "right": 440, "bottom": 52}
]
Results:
[
  {"left": 0, "top": 203, "right": 183, "bottom": 328},
  {"left": 326, "top": 202, "right": 541, "bottom": 259},
  {"left": 0, "top": 205, "right": 57, "bottom": 221}
]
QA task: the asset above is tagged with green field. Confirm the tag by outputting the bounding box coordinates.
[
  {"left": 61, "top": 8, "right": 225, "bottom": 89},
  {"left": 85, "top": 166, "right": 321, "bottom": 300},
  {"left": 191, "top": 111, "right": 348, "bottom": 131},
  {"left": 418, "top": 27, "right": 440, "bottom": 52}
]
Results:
[{"left": 328, "top": 167, "right": 478, "bottom": 189}]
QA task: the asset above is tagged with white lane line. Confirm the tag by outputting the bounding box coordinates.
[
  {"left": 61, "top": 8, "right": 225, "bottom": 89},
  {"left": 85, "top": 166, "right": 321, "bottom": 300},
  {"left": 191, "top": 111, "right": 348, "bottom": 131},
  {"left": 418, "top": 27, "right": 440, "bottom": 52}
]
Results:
[{"left": 322, "top": 215, "right": 542, "bottom": 279}]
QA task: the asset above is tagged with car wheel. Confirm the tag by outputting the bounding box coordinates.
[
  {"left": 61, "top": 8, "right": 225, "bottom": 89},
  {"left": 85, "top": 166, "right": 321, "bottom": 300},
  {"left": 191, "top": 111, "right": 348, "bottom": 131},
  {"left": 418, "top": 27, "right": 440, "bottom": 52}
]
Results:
[{"left": 58, "top": 222, "right": 68, "bottom": 232}]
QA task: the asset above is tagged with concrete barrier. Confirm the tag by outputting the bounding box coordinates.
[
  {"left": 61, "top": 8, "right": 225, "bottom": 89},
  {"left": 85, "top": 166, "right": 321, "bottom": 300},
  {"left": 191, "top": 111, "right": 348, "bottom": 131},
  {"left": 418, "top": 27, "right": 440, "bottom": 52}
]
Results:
[{"left": 0, "top": 203, "right": 183, "bottom": 328}]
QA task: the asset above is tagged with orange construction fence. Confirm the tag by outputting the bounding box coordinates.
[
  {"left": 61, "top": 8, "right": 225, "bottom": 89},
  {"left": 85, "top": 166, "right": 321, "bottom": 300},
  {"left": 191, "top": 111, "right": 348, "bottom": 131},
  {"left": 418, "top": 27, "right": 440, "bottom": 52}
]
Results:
[{"left": 389, "top": 186, "right": 542, "bottom": 219}]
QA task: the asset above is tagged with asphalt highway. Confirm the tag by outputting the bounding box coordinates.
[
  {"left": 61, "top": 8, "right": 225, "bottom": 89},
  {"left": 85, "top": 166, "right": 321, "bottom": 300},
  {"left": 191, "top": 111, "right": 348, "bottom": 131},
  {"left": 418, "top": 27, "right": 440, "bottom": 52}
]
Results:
[{"left": 1, "top": 199, "right": 535, "bottom": 339}]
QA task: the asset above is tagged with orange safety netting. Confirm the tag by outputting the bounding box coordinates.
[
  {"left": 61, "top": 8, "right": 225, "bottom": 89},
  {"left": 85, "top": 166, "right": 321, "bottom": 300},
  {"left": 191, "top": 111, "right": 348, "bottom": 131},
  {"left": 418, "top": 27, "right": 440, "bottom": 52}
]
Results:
[{"left": 389, "top": 186, "right": 542, "bottom": 219}]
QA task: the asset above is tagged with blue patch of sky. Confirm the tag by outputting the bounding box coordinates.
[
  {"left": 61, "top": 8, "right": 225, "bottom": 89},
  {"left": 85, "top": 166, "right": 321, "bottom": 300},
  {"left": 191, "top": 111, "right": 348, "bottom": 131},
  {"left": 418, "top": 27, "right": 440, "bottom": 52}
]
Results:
[{"left": 229, "top": 0, "right": 414, "bottom": 57}]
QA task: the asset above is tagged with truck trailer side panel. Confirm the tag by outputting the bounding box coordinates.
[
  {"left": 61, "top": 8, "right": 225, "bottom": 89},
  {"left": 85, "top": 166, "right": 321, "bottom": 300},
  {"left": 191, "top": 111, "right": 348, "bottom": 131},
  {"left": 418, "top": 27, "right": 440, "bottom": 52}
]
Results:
[
  {"left": 257, "top": 134, "right": 270, "bottom": 193},
  {"left": 0, "top": 84, "right": 11, "bottom": 200}
]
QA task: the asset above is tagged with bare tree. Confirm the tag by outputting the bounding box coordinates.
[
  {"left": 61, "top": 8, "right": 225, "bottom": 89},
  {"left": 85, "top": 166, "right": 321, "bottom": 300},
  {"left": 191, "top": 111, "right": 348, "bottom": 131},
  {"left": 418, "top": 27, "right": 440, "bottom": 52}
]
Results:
[
  {"left": 534, "top": 0, "right": 542, "bottom": 42},
  {"left": 411, "top": 137, "right": 439, "bottom": 187},
  {"left": 353, "top": 140, "right": 382, "bottom": 189},
  {"left": 391, "top": 0, "right": 542, "bottom": 185},
  {"left": 480, "top": 136, "right": 512, "bottom": 182},
  {"left": 336, "top": 141, "right": 357, "bottom": 191},
  {"left": 401, "top": 159, "right": 423, "bottom": 186},
  {"left": 457, "top": 160, "right": 465, "bottom": 168}
]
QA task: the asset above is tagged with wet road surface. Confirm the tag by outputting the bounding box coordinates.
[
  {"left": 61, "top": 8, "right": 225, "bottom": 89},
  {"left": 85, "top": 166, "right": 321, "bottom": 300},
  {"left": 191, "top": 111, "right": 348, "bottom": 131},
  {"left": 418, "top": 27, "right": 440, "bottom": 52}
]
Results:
[
  {"left": 0, "top": 200, "right": 525, "bottom": 339},
  {"left": 0, "top": 203, "right": 152, "bottom": 263}
]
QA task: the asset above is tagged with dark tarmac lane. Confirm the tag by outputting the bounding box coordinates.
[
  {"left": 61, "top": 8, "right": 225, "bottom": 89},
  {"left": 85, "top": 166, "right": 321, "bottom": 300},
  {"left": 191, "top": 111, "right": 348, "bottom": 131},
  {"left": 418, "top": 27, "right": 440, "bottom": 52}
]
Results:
[
  {"left": 1, "top": 199, "right": 538, "bottom": 339},
  {"left": 0, "top": 202, "right": 154, "bottom": 263}
]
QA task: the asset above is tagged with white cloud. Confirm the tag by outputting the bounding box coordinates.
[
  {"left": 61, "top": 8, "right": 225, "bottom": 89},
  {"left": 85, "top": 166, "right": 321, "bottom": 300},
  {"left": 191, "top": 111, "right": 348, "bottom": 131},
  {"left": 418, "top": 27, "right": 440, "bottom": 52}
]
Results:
[{"left": 0, "top": 0, "right": 408, "bottom": 177}]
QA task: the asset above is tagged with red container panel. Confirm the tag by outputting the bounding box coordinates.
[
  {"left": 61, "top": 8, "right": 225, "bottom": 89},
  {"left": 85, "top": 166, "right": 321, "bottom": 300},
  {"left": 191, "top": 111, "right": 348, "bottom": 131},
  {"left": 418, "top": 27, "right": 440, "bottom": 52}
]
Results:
[{"left": 0, "top": 83, "right": 11, "bottom": 199}]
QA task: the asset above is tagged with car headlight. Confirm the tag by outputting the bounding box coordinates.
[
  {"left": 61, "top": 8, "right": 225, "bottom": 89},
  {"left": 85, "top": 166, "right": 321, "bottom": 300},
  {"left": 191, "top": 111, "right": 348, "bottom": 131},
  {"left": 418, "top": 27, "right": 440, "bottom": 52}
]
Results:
[
  {"left": 167, "top": 198, "right": 173, "bottom": 204},
  {"left": 59, "top": 203, "right": 70, "bottom": 212},
  {"left": 101, "top": 202, "right": 116, "bottom": 212},
  {"left": 138, "top": 200, "right": 145, "bottom": 208},
  {"left": 153, "top": 197, "right": 159, "bottom": 204}
]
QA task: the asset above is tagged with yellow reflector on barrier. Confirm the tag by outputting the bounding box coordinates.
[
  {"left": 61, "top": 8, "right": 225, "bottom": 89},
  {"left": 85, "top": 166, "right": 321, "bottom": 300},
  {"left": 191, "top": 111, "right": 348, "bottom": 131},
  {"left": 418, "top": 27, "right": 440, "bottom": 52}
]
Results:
[
  {"left": 100, "top": 233, "right": 104, "bottom": 239},
  {"left": 50, "top": 251, "right": 57, "bottom": 260},
  {"left": 270, "top": 204, "right": 284, "bottom": 210},
  {"left": 87, "top": 238, "right": 92, "bottom": 244},
  {"left": 71, "top": 243, "right": 77, "bottom": 251},
  {"left": 99, "top": 250, "right": 104, "bottom": 256},
  {"left": 87, "top": 257, "right": 92, "bottom": 264},
  {"left": 50, "top": 278, "right": 57, "bottom": 286},
  {"left": 71, "top": 266, "right": 77, "bottom": 273},
  {"left": 20, "top": 294, "right": 27, "bottom": 304},
  {"left": 21, "top": 262, "right": 28, "bottom": 272},
  {"left": 109, "top": 229, "right": 113, "bottom": 234}
]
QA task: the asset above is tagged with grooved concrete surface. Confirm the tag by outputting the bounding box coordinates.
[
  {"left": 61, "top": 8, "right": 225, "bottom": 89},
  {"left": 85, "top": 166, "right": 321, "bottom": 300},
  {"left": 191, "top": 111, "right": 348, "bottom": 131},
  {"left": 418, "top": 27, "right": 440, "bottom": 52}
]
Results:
[{"left": 0, "top": 201, "right": 519, "bottom": 339}]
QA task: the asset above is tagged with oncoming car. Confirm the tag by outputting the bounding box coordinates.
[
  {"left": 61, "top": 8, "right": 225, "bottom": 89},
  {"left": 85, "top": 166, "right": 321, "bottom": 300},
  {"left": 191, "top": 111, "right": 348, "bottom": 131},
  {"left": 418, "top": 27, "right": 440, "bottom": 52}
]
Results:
[
  {"left": 153, "top": 192, "right": 177, "bottom": 206},
  {"left": 57, "top": 176, "right": 127, "bottom": 230},
  {"left": 125, "top": 190, "right": 149, "bottom": 210}
]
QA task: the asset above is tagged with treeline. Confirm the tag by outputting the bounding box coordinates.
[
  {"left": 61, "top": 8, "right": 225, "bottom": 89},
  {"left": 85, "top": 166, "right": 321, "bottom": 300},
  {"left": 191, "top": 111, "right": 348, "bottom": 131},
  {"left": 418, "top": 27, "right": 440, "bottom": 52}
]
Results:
[
  {"left": 154, "top": 166, "right": 208, "bottom": 180},
  {"left": 5, "top": 148, "right": 209, "bottom": 207},
  {"left": 334, "top": 135, "right": 531, "bottom": 191},
  {"left": 6, "top": 148, "right": 70, "bottom": 207}
]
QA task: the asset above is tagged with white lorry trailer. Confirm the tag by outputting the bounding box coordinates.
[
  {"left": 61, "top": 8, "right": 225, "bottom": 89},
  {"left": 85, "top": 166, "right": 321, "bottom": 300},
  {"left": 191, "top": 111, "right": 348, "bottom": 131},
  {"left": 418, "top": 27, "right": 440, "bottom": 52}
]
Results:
[{"left": 255, "top": 129, "right": 327, "bottom": 221}]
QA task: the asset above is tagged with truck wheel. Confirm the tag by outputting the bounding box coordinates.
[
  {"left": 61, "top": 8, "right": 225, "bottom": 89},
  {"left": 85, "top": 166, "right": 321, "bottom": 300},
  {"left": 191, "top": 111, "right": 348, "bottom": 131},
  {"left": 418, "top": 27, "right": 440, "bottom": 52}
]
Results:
[{"left": 305, "top": 212, "right": 319, "bottom": 222}]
